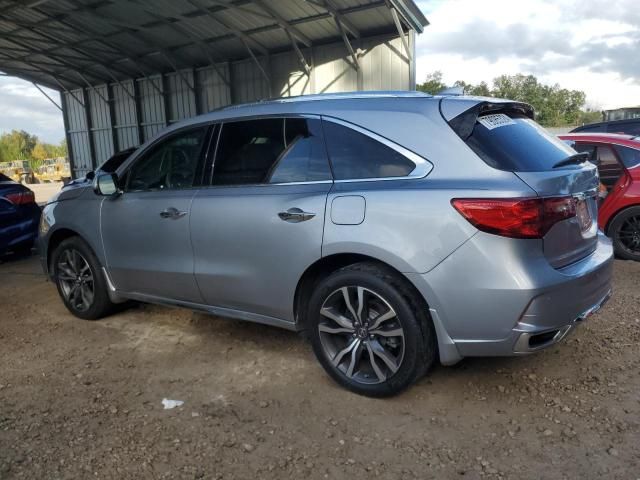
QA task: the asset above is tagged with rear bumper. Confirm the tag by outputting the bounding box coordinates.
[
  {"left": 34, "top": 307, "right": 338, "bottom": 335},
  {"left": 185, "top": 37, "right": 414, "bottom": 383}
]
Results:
[{"left": 406, "top": 230, "right": 614, "bottom": 365}]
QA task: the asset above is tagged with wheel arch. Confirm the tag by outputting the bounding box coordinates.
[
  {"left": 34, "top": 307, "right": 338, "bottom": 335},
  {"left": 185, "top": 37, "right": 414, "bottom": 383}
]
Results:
[
  {"left": 45, "top": 228, "right": 86, "bottom": 276},
  {"left": 294, "top": 253, "right": 432, "bottom": 332}
]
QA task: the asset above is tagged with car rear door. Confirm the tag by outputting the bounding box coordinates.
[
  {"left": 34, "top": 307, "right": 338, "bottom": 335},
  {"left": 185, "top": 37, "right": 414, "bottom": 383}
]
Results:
[
  {"left": 190, "top": 116, "right": 332, "bottom": 324},
  {"left": 100, "top": 125, "right": 211, "bottom": 302}
]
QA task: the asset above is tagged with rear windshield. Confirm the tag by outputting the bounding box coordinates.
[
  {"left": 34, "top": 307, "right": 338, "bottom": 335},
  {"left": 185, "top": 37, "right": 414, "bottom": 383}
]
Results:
[
  {"left": 464, "top": 113, "right": 576, "bottom": 171},
  {"left": 0, "top": 173, "right": 12, "bottom": 182}
]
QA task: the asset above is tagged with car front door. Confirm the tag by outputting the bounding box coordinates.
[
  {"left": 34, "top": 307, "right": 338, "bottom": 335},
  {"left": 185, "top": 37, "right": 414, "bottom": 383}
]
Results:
[
  {"left": 190, "top": 117, "right": 332, "bottom": 324},
  {"left": 100, "top": 125, "right": 211, "bottom": 302}
]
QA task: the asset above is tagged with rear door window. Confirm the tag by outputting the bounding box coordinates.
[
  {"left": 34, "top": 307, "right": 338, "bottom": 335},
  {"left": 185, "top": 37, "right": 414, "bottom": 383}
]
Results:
[
  {"left": 212, "top": 118, "right": 331, "bottom": 186},
  {"left": 463, "top": 113, "right": 576, "bottom": 171},
  {"left": 267, "top": 118, "right": 332, "bottom": 184},
  {"left": 322, "top": 121, "right": 415, "bottom": 180}
]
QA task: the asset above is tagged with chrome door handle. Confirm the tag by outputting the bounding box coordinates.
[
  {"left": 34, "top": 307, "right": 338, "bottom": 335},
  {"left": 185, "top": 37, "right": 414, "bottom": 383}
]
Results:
[
  {"left": 159, "top": 207, "right": 187, "bottom": 219},
  {"left": 278, "top": 207, "right": 316, "bottom": 223}
]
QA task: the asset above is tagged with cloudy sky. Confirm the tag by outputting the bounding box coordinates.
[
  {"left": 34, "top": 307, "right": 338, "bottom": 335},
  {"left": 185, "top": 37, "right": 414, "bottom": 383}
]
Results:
[
  {"left": 1, "top": 0, "right": 639, "bottom": 143},
  {"left": 414, "top": 0, "right": 640, "bottom": 109}
]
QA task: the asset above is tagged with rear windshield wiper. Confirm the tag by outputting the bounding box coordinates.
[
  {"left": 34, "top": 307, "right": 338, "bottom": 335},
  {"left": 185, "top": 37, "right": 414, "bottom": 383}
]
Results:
[{"left": 552, "top": 152, "right": 590, "bottom": 169}]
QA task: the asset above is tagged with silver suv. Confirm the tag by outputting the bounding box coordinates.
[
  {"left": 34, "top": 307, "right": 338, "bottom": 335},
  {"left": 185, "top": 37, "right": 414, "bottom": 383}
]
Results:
[{"left": 39, "top": 92, "right": 613, "bottom": 396}]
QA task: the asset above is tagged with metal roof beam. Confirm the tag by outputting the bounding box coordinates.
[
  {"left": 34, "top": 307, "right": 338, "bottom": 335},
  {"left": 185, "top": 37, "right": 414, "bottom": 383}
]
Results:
[
  {"left": 31, "top": 81, "right": 62, "bottom": 111},
  {"left": 185, "top": 0, "right": 269, "bottom": 57},
  {"left": 253, "top": 0, "right": 313, "bottom": 47},
  {"left": 132, "top": 0, "right": 231, "bottom": 86},
  {"left": 306, "top": 0, "right": 360, "bottom": 38},
  {"left": 0, "top": 43, "right": 108, "bottom": 87},
  {"left": 0, "top": 36, "right": 146, "bottom": 89},
  {"left": 389, "top": 5, "right": 411, "bottom": 61},
  {"left": 0, "top": 66, "right": 58, "bottom": 89},
  {"left": 333, "top": 16, "right": 360, "bottom": 71},
  {"left": 283, "top": 29, "right": 311, "bottom": 76},
  {"left": 61, "top": 0, "right": 197, "bottom": 86}
]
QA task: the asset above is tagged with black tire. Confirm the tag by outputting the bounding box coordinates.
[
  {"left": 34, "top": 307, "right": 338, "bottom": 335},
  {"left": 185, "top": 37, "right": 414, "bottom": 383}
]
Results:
[
  {"left": 51, "top": 236, "right": 115, "bottom": 320},
  {"left": 307, "top": 261, "right": 436, "bottom": 397},
  {"left": 609, "top": 206, "right": 640, "bottom": 261}
]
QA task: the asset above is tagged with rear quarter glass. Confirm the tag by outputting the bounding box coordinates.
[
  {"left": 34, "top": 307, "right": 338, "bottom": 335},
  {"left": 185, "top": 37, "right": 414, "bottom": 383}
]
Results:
[
  {"left": 464, "top": 113, "right": 576, "bottom": 172},
  {"left": 614, "top": 144, "right": 640, "bottom": 169}
]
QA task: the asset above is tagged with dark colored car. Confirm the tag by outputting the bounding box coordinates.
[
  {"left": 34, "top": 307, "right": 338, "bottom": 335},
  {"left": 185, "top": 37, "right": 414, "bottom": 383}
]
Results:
[
  {"left": 571, "top": 118, "right": 640, "bottom": 136},
  {"left": 0, "top": 173, "right": 41, "bottom": 255},
  {"left": 560, "top": 133, "right": 640, "bottom": 261}
]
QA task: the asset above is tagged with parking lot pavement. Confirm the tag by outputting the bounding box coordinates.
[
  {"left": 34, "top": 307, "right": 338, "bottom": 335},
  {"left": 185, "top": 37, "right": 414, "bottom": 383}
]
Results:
[
  {"left": 28, "top": 181, "right": 63, "bottom": 205},
  {"left": 0, "top": 255, "right": 638, "bottom": 479}
]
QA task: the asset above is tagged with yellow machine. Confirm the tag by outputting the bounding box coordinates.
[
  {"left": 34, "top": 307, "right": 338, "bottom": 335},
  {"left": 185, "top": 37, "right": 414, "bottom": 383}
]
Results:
[
  {"left": 0, "top": 160, "right": 32, "bottom": 183},
  {"left": 34, "top": 158, "right": 71, "bottom": 183}
]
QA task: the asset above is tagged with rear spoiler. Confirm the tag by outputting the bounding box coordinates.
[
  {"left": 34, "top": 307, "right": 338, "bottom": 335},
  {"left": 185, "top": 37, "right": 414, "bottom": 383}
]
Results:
[{"left": 441, "top": 98, "right": 534, "bottom": 141}]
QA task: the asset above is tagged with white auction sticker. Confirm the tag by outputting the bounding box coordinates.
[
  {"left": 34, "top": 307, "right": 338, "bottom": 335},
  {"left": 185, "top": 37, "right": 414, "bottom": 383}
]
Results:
[{"left": 477, "top": 113, "right": 516, "bottom": 130}]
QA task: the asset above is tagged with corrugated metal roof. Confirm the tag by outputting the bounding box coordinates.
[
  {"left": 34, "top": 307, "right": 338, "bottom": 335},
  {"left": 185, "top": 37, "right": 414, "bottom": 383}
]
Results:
[{"left": 0, "top": 0, "right": 427, "bottom": 90}]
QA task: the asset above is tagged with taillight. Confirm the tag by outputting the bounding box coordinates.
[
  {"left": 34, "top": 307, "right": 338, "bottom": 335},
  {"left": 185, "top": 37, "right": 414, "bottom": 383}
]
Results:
[
  {"left": 451, "top": 196, "right": 576, "bottom": 239},
  {"left": 4, "top": 190, "right": 36, "bottom": 205}
]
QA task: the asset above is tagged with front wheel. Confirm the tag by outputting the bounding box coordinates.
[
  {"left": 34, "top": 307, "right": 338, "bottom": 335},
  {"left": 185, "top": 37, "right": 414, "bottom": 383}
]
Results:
[
  {"left": 610, "top": 206, "right": 640, "bottom": 261},
  {"left": 52, "top": 236, "right": 115, "bottom": 320},
  {"left": 308, "top": 262, "right": 436, "bottom": 397}
]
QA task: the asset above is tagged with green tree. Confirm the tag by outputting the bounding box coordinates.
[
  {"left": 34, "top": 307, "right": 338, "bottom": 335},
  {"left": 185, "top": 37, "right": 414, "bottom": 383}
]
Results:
[
  {"left": 32, "top": 142, "right": 49, "bottom": 161},
  {"left": 418, "top": 72, "right": 595, "bottom": 127},
  {"left": 416, "top": 71, "right": 448, "bottom": 94},
  {"left": 454, "top": 80, "right": 491, "bottom": 97},
  {"left": 0, "top": 130, "right": 38, "bottom": 161}
]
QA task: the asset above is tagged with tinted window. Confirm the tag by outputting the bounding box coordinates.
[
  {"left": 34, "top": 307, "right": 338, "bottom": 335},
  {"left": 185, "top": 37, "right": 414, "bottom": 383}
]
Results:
[
  {"left": 614, "top": 144, "right": 640, "bottom": 169},
  {"left": 607, "top": 121, "right": 640, "bottom": 136},
  {"left": 323, "top": 121, "right": 415, "bottom": 180},
  {"left": 97, "top": 147, "right": 137, "bottom": 173},
  {"left": 0, "top": 173, "right": 12, "bottom": 182},
  {"left": 126, "top": 127, "right": 208, "bottom": 191},
  {"left": 268, "top": 118, "right": 331, "bottom": 183},
  {"left": 464, "top": 113, "right": 576, "bottom": 171},
  {"left": 213, "top": 118, "right": 331, "bottom": 185},
  {"left": 595, "top": 146, "right": 624, "bottom": 188}
]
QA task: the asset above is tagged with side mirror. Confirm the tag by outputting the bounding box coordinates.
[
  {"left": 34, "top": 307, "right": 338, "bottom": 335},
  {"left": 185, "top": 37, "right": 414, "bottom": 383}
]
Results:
[{"left": 93, "top": 173, "right": 121, "bottom": 196}]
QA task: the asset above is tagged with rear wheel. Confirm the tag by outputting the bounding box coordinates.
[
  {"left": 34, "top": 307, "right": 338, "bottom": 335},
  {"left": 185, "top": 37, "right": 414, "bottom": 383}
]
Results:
[
  {"left": 308, "top": 262, "right": 436, "bottom": 397},
  {"left": 610, "top": 206, "right": 640, "bottom": 261},
  {"left": 52, "top": 236, "right": 115, "bottom": 320}
]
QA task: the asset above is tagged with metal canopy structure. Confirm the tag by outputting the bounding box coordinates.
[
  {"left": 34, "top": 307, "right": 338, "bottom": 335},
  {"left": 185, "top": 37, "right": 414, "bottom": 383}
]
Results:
[{"left": 0, "top": 0, "right": 428, "bottom": 177}]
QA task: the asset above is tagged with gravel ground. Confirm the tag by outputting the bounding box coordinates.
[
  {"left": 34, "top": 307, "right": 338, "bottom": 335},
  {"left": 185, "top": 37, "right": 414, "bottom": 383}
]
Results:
[{"left": 0, "top": 254, "right": 638, "bottom": 479}]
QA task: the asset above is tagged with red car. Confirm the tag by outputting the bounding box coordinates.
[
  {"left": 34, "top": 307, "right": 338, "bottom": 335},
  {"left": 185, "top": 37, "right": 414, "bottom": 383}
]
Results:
[{"left": 559, "top": 133, "right": 640, "bottom": 261}]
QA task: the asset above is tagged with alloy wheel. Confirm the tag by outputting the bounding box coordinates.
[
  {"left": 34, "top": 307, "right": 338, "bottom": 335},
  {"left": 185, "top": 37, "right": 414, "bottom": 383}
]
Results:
[
  {"left": 318, "top": 286, "right": 405, "bottom": 385},
  {"left": 617, "top": 214, "right": 640, "bottom": 255},
  {"left": 57, "top": 249, "right": 95, "bottom": 312}
]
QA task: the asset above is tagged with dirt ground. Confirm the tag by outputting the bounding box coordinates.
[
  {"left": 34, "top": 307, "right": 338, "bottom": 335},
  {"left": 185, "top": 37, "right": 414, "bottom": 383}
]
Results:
[{"left": 0, "top": 255, "right": 638, "bottom": 479}]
